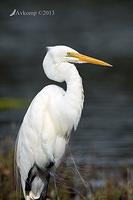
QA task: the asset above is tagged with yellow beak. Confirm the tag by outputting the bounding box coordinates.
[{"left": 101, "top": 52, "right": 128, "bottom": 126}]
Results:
[{"left": 67, "top": 52, "right": 112, "bottom": 67}]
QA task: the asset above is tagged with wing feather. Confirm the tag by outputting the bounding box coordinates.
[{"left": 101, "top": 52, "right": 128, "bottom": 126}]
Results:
[{"left": 15, "top": 85, "right": 65, "bottom": 199}]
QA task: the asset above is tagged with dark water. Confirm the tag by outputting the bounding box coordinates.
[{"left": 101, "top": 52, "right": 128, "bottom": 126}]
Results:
[{"left": 0, "top": 1, "right": 133, "bottom": 168}]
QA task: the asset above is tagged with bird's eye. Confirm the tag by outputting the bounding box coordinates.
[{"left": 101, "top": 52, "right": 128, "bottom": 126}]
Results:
[{"left": 67, "top": 52, "right": 72, "bottom": 57}]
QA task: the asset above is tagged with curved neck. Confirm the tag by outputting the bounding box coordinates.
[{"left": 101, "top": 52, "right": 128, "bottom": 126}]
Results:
[
  {"left": 65, "top": 65, "right": 84, "bottom": 130},
  {"left": 44, "top": 58, "right": 84, "bottom": 131},
  {"left": 66, "top": 66, "right": 83, "bottom": 95}
]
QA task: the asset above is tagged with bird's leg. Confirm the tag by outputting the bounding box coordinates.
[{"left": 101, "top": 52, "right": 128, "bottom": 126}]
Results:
[{"left": 41, "top": 173, "right": 50, "bottom": 200}]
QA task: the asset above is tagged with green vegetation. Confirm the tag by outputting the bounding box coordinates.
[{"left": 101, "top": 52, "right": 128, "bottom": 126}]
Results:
[
  {"left": 0, "top": 97, "right": 31, "bottom": 110},
  {"left": 0, "top": 140, "right": 133, "bottom": 200}
]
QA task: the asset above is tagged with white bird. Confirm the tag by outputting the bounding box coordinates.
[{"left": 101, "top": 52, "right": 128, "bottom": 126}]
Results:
[{"left": 15, "top": 45, "right": 111, "bottom": 200}]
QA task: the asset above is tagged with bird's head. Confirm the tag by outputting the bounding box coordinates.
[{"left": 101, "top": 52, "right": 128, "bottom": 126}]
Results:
[
  {"left": 45, "top": 45, "right": 80, "bottom": 64},
  {"left": 43, "top": 45, "right": 112, "bottom": 82},
  {"left": 45, "top": 45, "right": 112, "bottom": 66}
]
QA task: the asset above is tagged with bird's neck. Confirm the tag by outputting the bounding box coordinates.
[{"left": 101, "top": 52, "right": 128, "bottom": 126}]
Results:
[
  {"left": 65, "top": 65, "right": 84, "bottom": 130},
  {"left": 66, "top": 66, "right": 83, "bottom": 96}
]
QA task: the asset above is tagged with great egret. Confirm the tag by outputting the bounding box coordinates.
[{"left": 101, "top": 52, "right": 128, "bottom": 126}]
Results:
[{"left": 15, "top": 45, "right": 111, "bottom": 200}]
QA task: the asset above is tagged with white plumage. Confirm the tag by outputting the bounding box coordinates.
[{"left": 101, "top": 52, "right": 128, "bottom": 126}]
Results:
[{"left": 15, "top": 45, "right": 111, "bottom": 200}]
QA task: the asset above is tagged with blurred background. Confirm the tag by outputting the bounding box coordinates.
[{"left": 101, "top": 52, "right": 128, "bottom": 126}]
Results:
[{"left": 0, "top": 0, "right": 133, "bottom": 172}]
